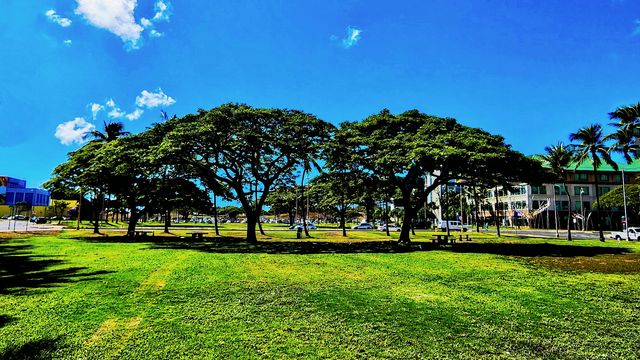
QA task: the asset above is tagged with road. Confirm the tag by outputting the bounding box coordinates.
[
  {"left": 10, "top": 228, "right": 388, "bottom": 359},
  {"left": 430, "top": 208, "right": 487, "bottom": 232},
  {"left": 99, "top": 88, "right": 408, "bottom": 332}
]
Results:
[{"left": 0, "top": 220, "right": 65, "bottom": 232}]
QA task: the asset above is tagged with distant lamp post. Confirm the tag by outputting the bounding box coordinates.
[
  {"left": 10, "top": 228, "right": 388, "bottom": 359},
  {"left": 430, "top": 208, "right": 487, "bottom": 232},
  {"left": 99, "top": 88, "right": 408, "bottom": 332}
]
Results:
[{"left": 580, "top": 188, "right": 584, "bottom": 231}]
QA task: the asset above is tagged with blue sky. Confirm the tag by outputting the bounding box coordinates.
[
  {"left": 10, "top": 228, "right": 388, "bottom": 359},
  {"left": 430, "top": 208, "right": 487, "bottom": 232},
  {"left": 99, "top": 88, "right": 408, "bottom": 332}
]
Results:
[{"left": 1, "top": 0, "right": 639, "bottom": 188}]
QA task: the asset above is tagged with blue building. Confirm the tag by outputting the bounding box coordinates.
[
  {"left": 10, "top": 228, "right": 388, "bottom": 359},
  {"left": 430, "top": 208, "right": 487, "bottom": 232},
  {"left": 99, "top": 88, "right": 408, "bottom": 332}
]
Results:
[{"left": 0, "top": 176, "right": 50, "bottom": 207}]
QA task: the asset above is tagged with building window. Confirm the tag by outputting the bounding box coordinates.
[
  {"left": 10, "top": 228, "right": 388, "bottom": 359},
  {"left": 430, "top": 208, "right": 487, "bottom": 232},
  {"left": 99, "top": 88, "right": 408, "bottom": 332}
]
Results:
[
  {"left": 531, "top": 185, "right": 546, "bottom": 195},
  {"left": 574, "top": 186, "right": 589, "bottom": 196},
  {"left": 555, "top": 201, "right": 569, "bottom": 211},
  {"left": 597, "top": 186, "right": 611, "bottom": 195},
  {"left": 573, "top": 173, "right": 588, "bottom": 181},
  {"left": 599, "top": 174, "right": 609, "bottom": 182},
  {"left": 554, "top": 185, "right": 568, "bottom": 195},
  {"left": 613, "top": 174, "right": 622, "bottom": 183}
]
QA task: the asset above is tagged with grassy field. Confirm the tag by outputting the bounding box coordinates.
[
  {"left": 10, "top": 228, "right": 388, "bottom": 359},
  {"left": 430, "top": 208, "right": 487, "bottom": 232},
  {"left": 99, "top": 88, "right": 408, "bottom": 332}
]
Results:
[{"left": 1, "top": 230, "right": 640, "bottom": 359}]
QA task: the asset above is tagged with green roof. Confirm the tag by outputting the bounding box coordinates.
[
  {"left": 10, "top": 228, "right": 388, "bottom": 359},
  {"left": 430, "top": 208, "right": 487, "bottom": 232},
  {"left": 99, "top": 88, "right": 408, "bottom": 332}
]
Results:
[{"left": 532, "top": 155, "right": 640, "bottom": 172}]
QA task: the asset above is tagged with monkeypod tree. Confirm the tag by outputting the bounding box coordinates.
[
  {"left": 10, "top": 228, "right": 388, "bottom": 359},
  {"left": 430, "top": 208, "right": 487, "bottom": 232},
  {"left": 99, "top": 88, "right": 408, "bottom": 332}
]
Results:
[
  {"left": 345, "top": 109, "right": 545, "bottom": 244},
  {"left": 164, "top": 104, "right": 334, "bottom": 243}
]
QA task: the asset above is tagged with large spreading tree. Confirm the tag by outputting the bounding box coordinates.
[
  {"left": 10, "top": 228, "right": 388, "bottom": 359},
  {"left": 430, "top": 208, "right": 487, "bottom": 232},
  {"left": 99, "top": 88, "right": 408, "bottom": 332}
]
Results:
[
  {"left": 343, "top": 109, "right": 545, "bottom": 244},
  {"left": 163, "top": 104, "right": 334, "bottom": 242}
]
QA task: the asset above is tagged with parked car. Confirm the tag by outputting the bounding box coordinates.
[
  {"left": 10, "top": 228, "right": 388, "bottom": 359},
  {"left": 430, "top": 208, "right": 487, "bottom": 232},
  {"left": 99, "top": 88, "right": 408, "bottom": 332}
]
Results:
[
  {"left": 609, "top": 227, "right": 640, "bottom": 240},
  {"left": 30, "top": 216, "right": 47, "bottom": 224},
  {"left": 289, "top": 223, "right": 317, "bottom": 230},
  {"left": 378, "top": 223, "right": 401, "bottom": 232},
  {"left": 437, "top": 220, "right": 468, "bottom": 232},
  {"left": 0, "top": 215, "right": 9, "bottom": 219},
  {"left": 352, "top": 223, "right": 374, "bottom": 230}
]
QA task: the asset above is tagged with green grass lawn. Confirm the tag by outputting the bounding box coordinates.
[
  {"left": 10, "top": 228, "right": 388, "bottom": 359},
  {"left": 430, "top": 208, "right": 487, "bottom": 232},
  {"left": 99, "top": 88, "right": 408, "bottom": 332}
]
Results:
[{"left": 2, "top": 230, "right": 640, "bottom": 359}]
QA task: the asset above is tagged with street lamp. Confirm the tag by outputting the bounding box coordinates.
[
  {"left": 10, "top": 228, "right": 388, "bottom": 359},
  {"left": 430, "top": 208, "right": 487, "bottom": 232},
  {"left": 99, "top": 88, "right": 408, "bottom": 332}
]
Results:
[{"left": 580, "top": 188, "right": 584, "bottom": 231}]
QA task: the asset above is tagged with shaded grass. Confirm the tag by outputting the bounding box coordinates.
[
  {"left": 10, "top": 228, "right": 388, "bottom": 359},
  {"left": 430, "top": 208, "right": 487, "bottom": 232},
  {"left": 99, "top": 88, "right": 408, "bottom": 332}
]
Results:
[{"left": 1, "top": 233, "right": 639, "bottom": 358}]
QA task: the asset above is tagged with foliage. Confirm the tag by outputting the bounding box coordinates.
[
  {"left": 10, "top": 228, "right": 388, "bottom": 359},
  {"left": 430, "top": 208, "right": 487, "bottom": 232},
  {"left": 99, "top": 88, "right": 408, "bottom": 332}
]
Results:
[
  {"left": 344, "top": 109, "right": 545, "bottom": 243},
  {"left": 163, "top": 104, "right": 334, "bottom": 242}
]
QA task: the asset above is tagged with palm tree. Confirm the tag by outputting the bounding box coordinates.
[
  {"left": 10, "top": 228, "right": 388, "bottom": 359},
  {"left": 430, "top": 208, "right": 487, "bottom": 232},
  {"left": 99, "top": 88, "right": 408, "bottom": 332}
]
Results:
[
  {"left": 87, "top": 121, "right": 130, "bottom": 142},
  {"left": 85, "top": 120, "right": 130, "bottom": 233},
  {"left": 569, "top": 124, "right": 618, "bottom": 242},
  {"left": 542, "top": 143, "right": 575, "bottom": 241},
  {"left": 299, "top": 158, "right": 322, "bottom": 237},
  {"left": 609, "top": 103, "right": 640, "bottom": 132},
  {"left": 607, "top": 127, "right": 640, "bottom": 164},
  {"left": 609, "top": 103, "right": 640, "bottom": 161}
]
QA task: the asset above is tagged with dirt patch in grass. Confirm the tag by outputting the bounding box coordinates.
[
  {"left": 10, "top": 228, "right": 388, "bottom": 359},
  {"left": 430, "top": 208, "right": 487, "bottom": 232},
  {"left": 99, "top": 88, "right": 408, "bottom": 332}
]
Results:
[
  {"left": 0, "top": 231, "right": 61, "bottom": 239},
  {"left": 521, "top": 253, "right": 640, "bottom": 274}
]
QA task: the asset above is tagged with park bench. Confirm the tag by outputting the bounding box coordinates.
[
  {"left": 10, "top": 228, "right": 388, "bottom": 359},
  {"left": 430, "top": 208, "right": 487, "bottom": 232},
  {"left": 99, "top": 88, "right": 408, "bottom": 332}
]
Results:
[
  {"left": 186, "top": 231, "right": 209, "bottom": 239},
  {"left": 134, "top": 230, "right": 155, "bottom": 237},
  {"left": 458, "top": 234, "right": 472, "bottom": 242}
]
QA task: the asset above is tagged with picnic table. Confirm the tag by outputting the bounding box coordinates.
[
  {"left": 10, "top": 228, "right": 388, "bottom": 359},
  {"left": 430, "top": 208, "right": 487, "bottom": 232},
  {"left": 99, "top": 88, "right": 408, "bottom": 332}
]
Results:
[
  {"left": 186, "top": 231, "right": 209, "bottom": 239},
  {"left": 431, "top": 234, "right": 453, "bottom": 244},
  {"left": 134, "top": 230, "right": 155, "bottom": 237}
]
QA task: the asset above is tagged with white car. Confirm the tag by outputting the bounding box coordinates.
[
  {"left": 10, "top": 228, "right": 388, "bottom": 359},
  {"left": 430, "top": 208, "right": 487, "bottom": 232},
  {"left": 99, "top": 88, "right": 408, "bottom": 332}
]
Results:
[
  {"left": 609, "top": 227, "right": 640, "bottom": 240},
  {"left": 378, "top": 223, "right": 401, "bottom": 232},
  {"left": 352, "top": 223, "right": 374, "bottom": 230},
  {"left": 290, "top": 223, "right": 317, "bottom": 230}
]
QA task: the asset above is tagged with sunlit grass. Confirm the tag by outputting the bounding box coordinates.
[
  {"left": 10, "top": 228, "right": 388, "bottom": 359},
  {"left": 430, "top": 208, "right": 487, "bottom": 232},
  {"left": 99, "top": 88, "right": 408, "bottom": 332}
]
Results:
[{"left": 1, "top": 232, "right": 639, "bottom": 358}]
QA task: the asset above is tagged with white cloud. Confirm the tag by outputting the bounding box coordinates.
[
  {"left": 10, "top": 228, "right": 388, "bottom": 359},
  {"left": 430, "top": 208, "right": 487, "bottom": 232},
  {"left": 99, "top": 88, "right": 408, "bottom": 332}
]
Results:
[
  {"left": 64, "top": 39, "right": 73, "bottom": 45},
  {"left": 341, "top": 26, "right": 362, "bottom": 48},
  {"left": 106, "top": 98, "right": 116, "bottom": 108},
  {"left": 108, "top": 108, "right": 125, "bottom": 119},
  {"left": 45, "top": 9, "right": 73, "bottom": 27},
  {"left": 125, "top": 108, "right": 144, "bottom": 120},
  {"left": 152, "top": 1, "right": 172, "bottom": 22},
  {"left": 90, "top": 103, "right": 103, "bottom": 119},
  {"left": 149, "top": 29, "right": 163, "bottom": 38},
  {"left": 75, "top": 0, "right": 144, "bottom": 48},
  {"left": 135, "top": 88, "right": 175, "bottom": 108},
  {"left": 140, "top": 17, "right": 152, "bottom": 28},
  {"left": 55, "top": 117, "right": 95, "bottom": 145}
]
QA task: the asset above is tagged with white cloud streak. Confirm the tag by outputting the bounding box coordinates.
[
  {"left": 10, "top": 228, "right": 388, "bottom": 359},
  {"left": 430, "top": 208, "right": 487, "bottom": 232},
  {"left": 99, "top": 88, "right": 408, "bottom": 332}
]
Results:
[
  {"left": 342, "top": 26, "right": 362, "bottom": 48},
  {"left": 125, "top": 108, "right": 144, "bottom": 120},
  {"left": 152, "top": 1, "right": 172, "bottom": 22},
  {"left": 55, "top": 117, "right": 95, "bottom": 145},
  {"left": 135, "top": 89, "right": 176, "bottom": 108},
  {"left": 75, "top": 0, "right": 144, "bottom": 48},
  {"left": 90, "top": 103, "right": 103, "bottom": 119},
  {"left": 45, "top": 9, "right": 73, "bottom": 27}
]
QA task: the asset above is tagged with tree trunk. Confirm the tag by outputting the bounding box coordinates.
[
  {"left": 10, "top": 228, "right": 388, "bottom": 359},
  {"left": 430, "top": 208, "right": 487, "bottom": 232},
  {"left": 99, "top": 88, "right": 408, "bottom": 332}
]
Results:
[
  {"left": 246, "top": 211, "right": 258, "bottom": 243},
  {"left": 93, "top": 194, "right": 100, "bottom": 234},
  {"left": 127, "top": 210, "right": 141, "bottom": 237},
  {"left": 494, "top": 187, "right": 501, "bottom": 237},
  {"left": 213, "top": 194, "right": 220, "bottom": 236},
  {"left": 254, "top": 182, "right": 266, "bottom": 236},
  {"left": 474, "top": 186, "right": 480, "bottom": 233},
  {"left": 593, "top": 163, "right": 605, "bottom": 242},
  {"left": 301, "top": 169, "right": 310, "bottom": 237},
  {"left": 385, "top": 198, "right": 390, "bottom": 237},
  {"left": 340, "top": 196, "right": 347, "bottom": 237},
  {"left": 399, "top": 189, "right": 414, "bottom": 244},
  {"left": 164, "top": 209, "right": 171, "bottom": 233}
]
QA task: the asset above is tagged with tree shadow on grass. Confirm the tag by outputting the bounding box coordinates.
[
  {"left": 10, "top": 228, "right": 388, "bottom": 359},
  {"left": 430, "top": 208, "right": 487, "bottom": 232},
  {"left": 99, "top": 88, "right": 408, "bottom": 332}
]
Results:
[
  {"left": 0, "top": 315, "right": 15, "bottom": 328},
  {"left": 0, "top": 337, "right": 63, "bottom": 360},
  {"left": 0, "top": 241, "right": 113, "bottom": 295},
  {"left": 70, "top": 235, "right": 633, "bottom": 257}
]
